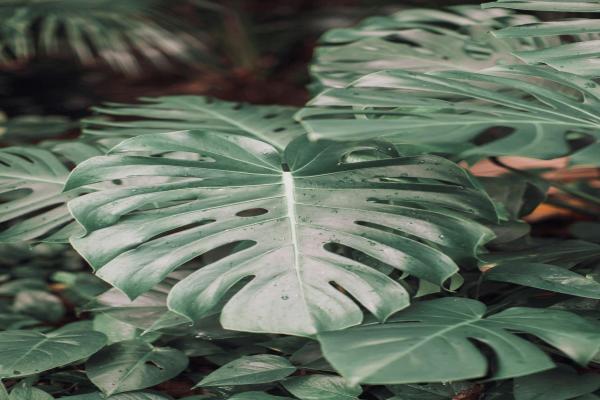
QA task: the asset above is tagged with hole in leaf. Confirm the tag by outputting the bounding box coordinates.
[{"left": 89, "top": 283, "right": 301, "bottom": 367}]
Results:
[
  {"left": 472, "top": 126, "right": 515, "bottom": 146},
  {"left": 236, "top": 208, "right": 268, "bottom": 217},
  {"left": 0, "top": 188, "right": 32, "bottom": 204},
  {"left": 323, "top": 242, "right": 395, "bottom": 275},
  {"left": 148, "top": 219, "right": 216, "bottom": 242}
]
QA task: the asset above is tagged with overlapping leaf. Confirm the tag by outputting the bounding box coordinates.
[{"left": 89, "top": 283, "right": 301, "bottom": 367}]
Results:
[
  {"left": 64, "top": 98, "right": 495, "bottom": 337},
  {"left": 299, "top": 65, "right": 600, "bottom": 164},
  {"left": 82, "top": 96, "right": 306, "bottom": 149},
  {"left": 317, "top": 297, "right": 600, "bottom": 384},
  {"left": 0, "top": 141, "right": 107, "bottom": 242},
  {"left": 310, "top": 6, "right": 543, "bottom": 89},
  {"left": 483, "top": 0, "right": 600, "bottom": 77}
]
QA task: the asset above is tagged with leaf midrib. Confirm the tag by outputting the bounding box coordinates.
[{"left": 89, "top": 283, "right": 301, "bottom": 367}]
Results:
[{"left": 282, "top": 171, "right": 314, "bottom": 330}]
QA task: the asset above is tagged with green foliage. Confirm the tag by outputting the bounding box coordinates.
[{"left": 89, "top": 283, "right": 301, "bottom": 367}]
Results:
[
  {"left": 0, "top": 0, "right": 205, "bottom": 74},
  {"left": 317, "top": 297, "right": 600, "bottom": 384},
  {"left": 86, "top": 340, "right": 188, "bottom": 395},
  {"left": 0, "top": 1, "right": 599, "bottom": 399}
]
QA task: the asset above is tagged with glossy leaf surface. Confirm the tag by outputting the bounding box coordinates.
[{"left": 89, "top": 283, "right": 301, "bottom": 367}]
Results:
[
  {"left": 65, "top": 99, "right": 495, "bottom": 336},
  {"left": 317, "top": 298, "right": 600, "bottom": 384}
]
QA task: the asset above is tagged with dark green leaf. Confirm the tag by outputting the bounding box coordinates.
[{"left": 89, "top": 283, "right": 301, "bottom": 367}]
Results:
[
  {"left": 0, "top": 323, "right": 106, "bottom": 378},
  {"left": 86, "top": 339, "right": 188, "bottom": 395},
  {"left": 317, "top": 298, "right": 600, "bottom": 384},
  {"left": 513, "top": 365, "right": 600, "bottom": 400},
  {"left": 484, "top": 262, "right": 600, "bottom": 299}
]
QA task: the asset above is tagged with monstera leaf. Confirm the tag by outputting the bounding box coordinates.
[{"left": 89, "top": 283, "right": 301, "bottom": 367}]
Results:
[
  {"left": 81, "top": 96, "right": 306, "bottom": 148},
  {"left": 310, "top": 6, "right": 542, "bottom": 89},
  {"left": 483, "top": 1, "right": 600, "bottom": 77},
  {"left": 299, "top": 65, "right": 600, "bottom": 164},
  {"left": 64, "top": 100, "right": 495, "bottom": 337},
  {"left": 0, "top": 0, "right": 205, "bottom": 74},
  {"left": 317, "top": 298, "right": 600, "bottom": 384},
  {"left": 0, "top": 141, "right": 105, "bottom": 242}
]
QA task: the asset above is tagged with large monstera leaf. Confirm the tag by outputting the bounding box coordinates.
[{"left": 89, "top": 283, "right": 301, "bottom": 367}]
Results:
[
  {"left": 64, "top": 109, "right": 495, "bottom": 336},
  {"left": 317, "top": 298, "right": 600, "bottom": 384},
  {"left": 310, "top": 6, "right": 543, "bottom": 89},
  {"left": 299, "top": 65, "right": 600, "bottom": 165},
  {"left": 0, "top": 141, "right": 106, "bottom": 242}
]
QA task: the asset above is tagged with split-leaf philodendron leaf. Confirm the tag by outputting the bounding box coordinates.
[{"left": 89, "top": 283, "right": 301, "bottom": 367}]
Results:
[
  {"left": 299, "top": 65, "right": 600, "bottom": 165},
  {"left": 317, "top": 298, "right": 600, "bottom": 384},
  {"left": 64, "top": 98, "right": 496, "bottom": 337}
]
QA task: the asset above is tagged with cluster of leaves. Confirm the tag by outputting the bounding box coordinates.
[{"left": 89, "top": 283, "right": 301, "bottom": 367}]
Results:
[
  {"left": 0, "top": 1, "right": 599, "bottom": 400},
  {"left": 0, "top": 0, "right": 210, "bottom": 74}
]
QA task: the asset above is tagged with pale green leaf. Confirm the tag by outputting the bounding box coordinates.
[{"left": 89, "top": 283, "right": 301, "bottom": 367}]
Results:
[{"left": 64, "top": 101, "right": 495, "bottom": 336}]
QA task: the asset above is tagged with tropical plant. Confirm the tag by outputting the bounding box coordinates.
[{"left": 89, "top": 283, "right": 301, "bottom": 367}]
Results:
[
  {"left": 0, "top": 0, "right": 209, "bottom": 74},
  {"left": 0, "top": 1, "right": 598, "bottom": 400}
]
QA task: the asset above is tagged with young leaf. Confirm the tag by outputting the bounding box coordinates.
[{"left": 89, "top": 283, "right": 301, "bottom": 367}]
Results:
[
  {"left": 317, "top": 298, "right": 600, "bottom": 384},
  {"left": 0, "top": 324, "right": 106, "bottom": 378},
  {"left": 85, "top": 339, "right": 188, "bottom": 396},
  {"left": 513, "top": 365, "right": 600, "bottom": 400},
  {"left": 484, "top": 262, "right": 600, "bottom": 299},
  {"left": 282, "top": 375, "right": 361, "bottom": 400},
  {"left": 198, "top": 354, "right": 296, "bottom": 387},
  {"left": 65, "top": 121, "right": 495, "bottom": 336}
]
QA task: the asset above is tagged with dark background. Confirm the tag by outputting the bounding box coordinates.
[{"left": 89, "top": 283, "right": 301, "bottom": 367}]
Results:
[{"left": 0, "top": 0, "right": 483, "bottom": 121}]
